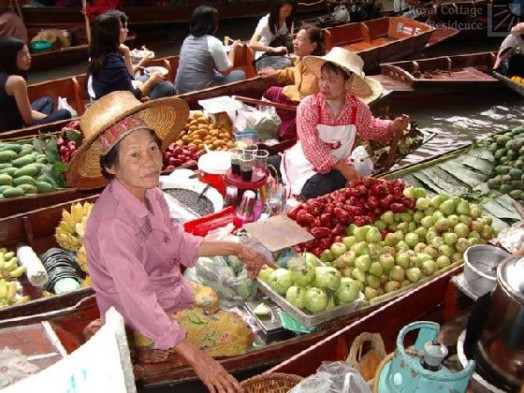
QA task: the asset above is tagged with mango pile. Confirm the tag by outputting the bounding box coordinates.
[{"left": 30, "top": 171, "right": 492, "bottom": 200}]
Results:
[
  {"left": 510, "top": 75, "right": 524, "bottom": 86},
  {"left": 174, "top": 111, "right": 235, "bottom": 154},
  {"left": 481, "top": 127, "right": 524, "bottom": 202},
  {"left": 0, "top": 142, "right": 59, "bottom": 198}
]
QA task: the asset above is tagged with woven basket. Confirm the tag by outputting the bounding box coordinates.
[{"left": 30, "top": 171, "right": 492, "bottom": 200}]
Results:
[{"left": 240, "top": 372, "right": 303, "bottom": 393}]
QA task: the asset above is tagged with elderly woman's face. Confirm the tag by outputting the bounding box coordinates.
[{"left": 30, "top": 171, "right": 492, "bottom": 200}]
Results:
[
  {"left": 293, "top": 29, "right": 316, "bottom": 57},
  {"left": 319, "top": 66, "right": 347, "bottom": 101},
  {"left": 107, "top": 129, "right": 163, "bottom": 199}
]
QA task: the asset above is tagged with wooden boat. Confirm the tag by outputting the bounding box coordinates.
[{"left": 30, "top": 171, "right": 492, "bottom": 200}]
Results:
[
  {"left": 493, "top": 71, "right": 524, "bottom": 97},
  {"left": 25, "top": 25, "right": 136, "bottom": 72},
  {"left": 267, "top": 263, "right": 468, "bottom": 377},
  {"left": 372, "top": 51, "right": 503, "bottom": 94},
  {"left": 322, "top": 17, "right": 436, "bottom": 73},
  {"left": 16, "top": 0, "right": 326, "bottom": 30},
  {"left": 3, "top": 123, "right": 522, "bottom": 388}
]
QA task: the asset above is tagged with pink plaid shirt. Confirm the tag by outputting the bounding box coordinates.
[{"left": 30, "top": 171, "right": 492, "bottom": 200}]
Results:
[{"left": 296, "top": 92, "right": 393, "bottom": 174}]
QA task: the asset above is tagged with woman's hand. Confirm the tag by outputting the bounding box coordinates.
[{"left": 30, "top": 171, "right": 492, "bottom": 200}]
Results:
[
  {"left": 236, "top": 244, "right": 277, "bottom": 279},
  {"left": 389, "top": 114, "right": 410, "bottom": 133},
  {"left": 175, "top": 340, "right": 242, "bottom": 393},
  {"left": 119, "top": 43, "right": 131, "bottom": 57},
  {"left": 258, "top": 67, "right": 277, "bottom": 78}
]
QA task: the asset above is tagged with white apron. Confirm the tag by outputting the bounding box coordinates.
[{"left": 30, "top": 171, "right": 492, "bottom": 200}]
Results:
[{"left": 281, "top": 105, "right": 373, "bottom": 197}]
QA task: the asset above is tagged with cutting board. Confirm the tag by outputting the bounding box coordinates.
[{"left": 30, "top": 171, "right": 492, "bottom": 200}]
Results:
[{"left": 243, "top": 215, "right": 314, "bottom": 252}]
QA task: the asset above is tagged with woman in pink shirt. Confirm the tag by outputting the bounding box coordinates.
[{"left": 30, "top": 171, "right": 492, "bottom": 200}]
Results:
[
  {"left": 67, "top": 91, "right": 275, "bottom": 393},
  {"left": 281, "top": 47, "right": 410, "bottom": 200}
]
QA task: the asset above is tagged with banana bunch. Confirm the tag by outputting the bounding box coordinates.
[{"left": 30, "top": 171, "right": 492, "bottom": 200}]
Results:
[
  {"left": 0, "top": 248, "right": 29, "bottom": 307},
  {"left": 0, "top": 248, "right": 26, "bottom": 281},
  {"left": 0, "top": 279, "right": 29, "bottom": 307},
  {"left": 55, "top": 202, "right": 94, "bottom": 252},
  {"left": 76, "top": 245, "right": 87, "bottom": 273}
]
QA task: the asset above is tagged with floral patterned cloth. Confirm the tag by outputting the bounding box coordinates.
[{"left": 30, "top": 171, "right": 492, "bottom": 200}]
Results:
[{"left": 133, "top": 282, "right": 253, "bottom": 357}]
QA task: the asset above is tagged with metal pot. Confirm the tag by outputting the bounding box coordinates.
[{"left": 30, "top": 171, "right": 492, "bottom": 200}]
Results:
[
  {"left": 463, "top": 245, "right": 509, "bottom": 298},
  {"left": 473, "top": 256, "right": 524, "bottom": 391}
]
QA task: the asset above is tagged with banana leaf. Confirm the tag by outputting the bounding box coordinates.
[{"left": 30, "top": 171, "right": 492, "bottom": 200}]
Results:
[{"left": 438, "top": 161, "right": 486, "bottom": 187}]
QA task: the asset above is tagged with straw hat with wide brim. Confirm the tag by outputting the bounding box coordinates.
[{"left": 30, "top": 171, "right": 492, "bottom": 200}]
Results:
[
  {"left": 67, "top": 91, "right": 189, "bottom": 190},
  {"left": 302, "top": 47, "right": 383, "bottom": 104}
]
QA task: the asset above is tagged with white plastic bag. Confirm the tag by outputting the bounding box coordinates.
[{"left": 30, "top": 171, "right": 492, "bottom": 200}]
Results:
[
  {"left": 350, "top": 146, "right": 374, "bottom": 176},
  {"left": 57, "top": 96, "right": 77, "bottom": 117},
  {"left": 233, "top": 103, "right": 280, "bottom": 141},
  {"left": 289, "top": 361, "right": 372, "bottom": 393}
]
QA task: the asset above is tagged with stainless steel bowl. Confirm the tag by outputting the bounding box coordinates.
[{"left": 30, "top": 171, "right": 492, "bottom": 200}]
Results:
[{"left": 463, "top": 245, "right": 509, "bottom": 297}]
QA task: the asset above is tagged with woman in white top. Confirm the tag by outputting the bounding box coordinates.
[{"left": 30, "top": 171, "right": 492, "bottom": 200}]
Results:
[
  {"left": 175, "top": 6, "right": 245, "bottom": 94},
  {"left": 494, "top": 22, "right": 524, "bottom": 77},
  {"left": 249, "top": 0, "right": 295, "bottom": 70}
]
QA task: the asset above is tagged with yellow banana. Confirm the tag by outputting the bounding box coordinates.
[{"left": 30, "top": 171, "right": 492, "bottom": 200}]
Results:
[
  {"left": 0, "top": 254, "right": 5, "bottom": 270},
  {"left": 83, "top": 202, "right": 93, "bottom": 216},
  {"left": 3, "top": 251, "right": 14, "bottom": 260},
  {"left": 72, "top": 202, "right": 84, "bottom": 223},
  {"left": 59, "top": 220, "right": 76, "bottom": 234},
  {"left": 0, "top": 281, "right": 7, "bottom": 299},
  {"left": 0, "top": 247, "right": 6, "bottom": 253},
  {"left": 9, "top": 265, "right": 26, "bottom": 278},
  {"left": 3, "top": 258, "right": 17, "bottom": 272},
  {"left": 7, "top": 281, "right": 17, "bottom": 301},
  {"left": 14, "top": 295, "right": 30, "bottom": 305},
  {"left": 75, "top": 222, "right": 85, "bottom": 238},
  {"left": 62, "top": 210, "right": 75, "bottom": 229}
]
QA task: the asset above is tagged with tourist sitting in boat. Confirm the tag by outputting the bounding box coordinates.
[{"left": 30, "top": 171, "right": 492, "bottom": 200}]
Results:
[
  {"left": 494, "top": 22, "right": 524, "bottom": 77},
  {"left": 67, "top": 91, "right": 275, "bottom": 393},
  {"left": 279, "top": 47, "right": 409, "bottom": 200},
  {"left": 249, "top": 0, "right": 295, "bottom": 71},
  {"left": 0, "top": 35, "right": 71, "bottom": 132},
  {"left": 87, "top": 10, "right": 175, "bottom": 101},
  {"left": 0, "top": 0, "right": 26, "bottom": 42},
  {"left": 175, "top": 6, "right": 245, "bottom": 94},
  {"left": 259, "top": 25, "right": 325, "bottom": 141}
]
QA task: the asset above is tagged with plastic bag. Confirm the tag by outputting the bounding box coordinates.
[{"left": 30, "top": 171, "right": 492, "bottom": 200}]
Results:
[
  {"left": 289, "top": 361, "right": 371, "bottom": 393},
  {"left": 350, "top": 146, "right": 374, "bottom": 176},
  {"left": 57, "top": 96, "right": 77, "bottom": 117},
  {"left": 233, "top": 103, "right": 281, "bottom": 142},
  {"left": 184, "top": 256, "right": 257, "bottom": 307},
  {"left": 0, "top": 348, "right": 41, "bottom": 388}
]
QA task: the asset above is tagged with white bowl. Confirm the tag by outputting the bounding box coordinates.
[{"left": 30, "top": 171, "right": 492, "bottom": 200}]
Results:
[
  {"left": 144, "top": 66, "right": 169, "bottom": 77},
  {"left": 198, "top": 151, "right": 231, "bottom": 175}
]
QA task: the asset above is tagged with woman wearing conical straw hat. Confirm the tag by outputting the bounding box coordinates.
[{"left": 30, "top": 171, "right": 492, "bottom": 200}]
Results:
[
  {"left": 67, "top": 92, "right": 276, "bottom": 393},
  {"left": 280, "top": 47, "right": 410, "bottom": 200}
]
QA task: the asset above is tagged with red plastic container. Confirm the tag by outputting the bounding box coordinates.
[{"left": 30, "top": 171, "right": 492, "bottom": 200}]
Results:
[{"left": 184, "top": 206, "right": 237, "bottom": 236}]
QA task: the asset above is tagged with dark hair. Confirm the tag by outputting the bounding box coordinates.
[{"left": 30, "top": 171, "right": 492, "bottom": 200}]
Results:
[
  {"left": 100, "top": 128, "right": 162, "bottom": 180},
  {"left": 190, "top": 6, "right": 219, "bottom": 37},
  {"left": 87, "top": 11, "right": 123, "bottom": 79},
  {"left": 268, "top": 0, "right": 295, "bottom": 35},
  {"left": 301, "top": 25, "right": 324, "bottom": 56},
  {"left": 321, "top": 61, "right": 351, "bottom": 80},
  {"left": 106, "top": 8, "right": 128, "bottom": 28},
  {"left": 0, "top": 35, "right": 26, "bottom": 77}
]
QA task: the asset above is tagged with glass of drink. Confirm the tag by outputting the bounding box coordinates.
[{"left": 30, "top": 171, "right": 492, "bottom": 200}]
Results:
[
  {"left": 230, "top": 148, "right": 243, "bottom": 176},
  {"left": 244, "top": 144, "right": 258, "bottom": 155},
  {"left": 240, "top": 152, "right": 255, "bottom": 181},
  {"left": 254, "top": 149, "right": 269, "bottom": 176}
]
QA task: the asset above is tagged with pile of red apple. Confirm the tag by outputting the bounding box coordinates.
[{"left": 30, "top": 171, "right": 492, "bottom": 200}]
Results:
[
  {"left": 287, "top": 178, "right": 416, "bottom": 256},
  {"left": 162, "top": 144, "right": 201, "bottom": 172}
]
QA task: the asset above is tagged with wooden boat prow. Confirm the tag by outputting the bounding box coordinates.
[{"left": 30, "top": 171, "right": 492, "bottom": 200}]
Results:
[
  {"left": 322, "top": 17, "right": 436, "bottom": 73},
  {"left": 493, "top": 71, "right": 524, "bottom": 97},
  {"left": 372, "top": 52, "right": 503, "bottom": 94}
]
